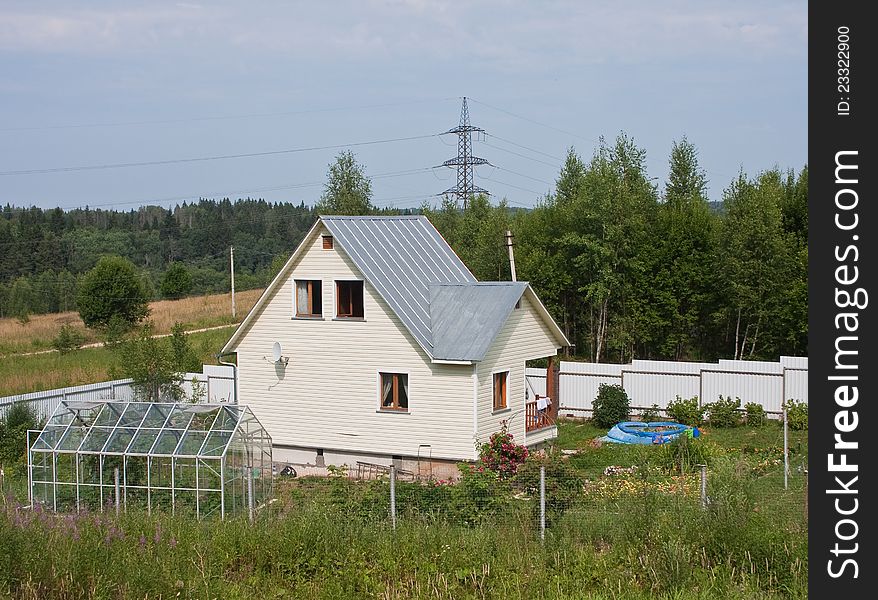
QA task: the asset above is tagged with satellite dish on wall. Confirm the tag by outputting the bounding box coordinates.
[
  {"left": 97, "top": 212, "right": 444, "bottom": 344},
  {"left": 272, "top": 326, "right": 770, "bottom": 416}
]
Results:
[{"left": 271, "top": 341, "right": 289, "bottom": 367}]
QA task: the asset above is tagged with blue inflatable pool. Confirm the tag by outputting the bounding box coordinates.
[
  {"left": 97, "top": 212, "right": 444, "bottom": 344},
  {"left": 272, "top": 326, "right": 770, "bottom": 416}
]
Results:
[{"left": 600, "top": 421, "right": 699, "bottom": 445}]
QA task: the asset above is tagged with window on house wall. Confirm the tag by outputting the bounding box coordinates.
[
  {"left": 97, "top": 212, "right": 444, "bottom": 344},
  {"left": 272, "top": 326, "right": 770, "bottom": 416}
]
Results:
[
  {"left": 336, "top": 280, "right": 364, "bottom": 318},
  {"left": 322, "top": 235, "right": 333, "bottom": 249},
  {"left": 295, "top": 280, "right": 322, "bottom": 317},
  {"left": 380, "top": 372, "right": 409, "bottom": 411},
  {"left": 493, "top": 371, "right": 508, "bottom": 410}
]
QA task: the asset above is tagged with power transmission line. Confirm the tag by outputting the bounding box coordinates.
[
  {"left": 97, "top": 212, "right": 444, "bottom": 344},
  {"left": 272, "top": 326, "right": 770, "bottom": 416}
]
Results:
[
  {"left": 0, "top": 97, "right": 458, "bottom": 132},
  {"left": 0, "top": 134, "right": 440, "bottom": 176},
  {"left": 468, "top": 97, "right": 599, "bottom": 145}
]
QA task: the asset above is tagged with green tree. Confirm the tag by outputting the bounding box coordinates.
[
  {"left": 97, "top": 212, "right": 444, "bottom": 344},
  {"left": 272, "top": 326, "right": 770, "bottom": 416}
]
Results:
[
  {"left": 314, "top": 150, "right": 374, "bottom": 215},
  {"left": 169, "top": 322, "right": 201, "bottom": 373},
  {"left": 160, "top": 262, "right": 193, "bottom": 299},
  {"left": 77, "top": 255, "right": 150, "bottom": 330},
  {"left": 654, "top": 138, "right": 719, "bottom": 359},
  {"left": 116, "top": 322, "right": 182, "bottom": 401},
  {"left": 717, "top": 170, "right": 791, "bottom": 359},
  {"left": 8, "top": 276, "right": 35, "bottom": 323}
]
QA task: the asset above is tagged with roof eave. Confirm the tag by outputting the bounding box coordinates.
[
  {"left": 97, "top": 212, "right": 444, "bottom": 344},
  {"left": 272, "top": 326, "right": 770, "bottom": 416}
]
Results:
[{"left": 221, "top": 218, "right": 324, "bottom": 354}]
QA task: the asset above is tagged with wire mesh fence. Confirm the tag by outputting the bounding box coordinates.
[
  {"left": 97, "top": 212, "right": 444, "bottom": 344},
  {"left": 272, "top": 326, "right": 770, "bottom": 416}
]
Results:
[{"left": 265, "top": 417, "right": 808, "bottom": 543}]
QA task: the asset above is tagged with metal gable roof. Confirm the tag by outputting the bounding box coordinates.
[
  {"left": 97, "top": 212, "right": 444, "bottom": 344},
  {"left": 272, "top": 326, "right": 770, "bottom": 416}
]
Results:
[
  {"left": 429, "top": 282, "right": 528, "bottom": 361},
  {"left": 321, "top": 215, "right": 477, "bottom": 355}
]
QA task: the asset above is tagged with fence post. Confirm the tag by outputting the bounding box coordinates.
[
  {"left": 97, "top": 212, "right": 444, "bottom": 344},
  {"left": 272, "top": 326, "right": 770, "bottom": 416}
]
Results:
[
  {"left": 803, "top": 469, "right": 808, "bottom": 520},
  {"left": 247, "top": 466, "right": 255, "bottom": 523},
  {"left": 27, "top": 430, "right": 33, "bottom": 507},
  {"left": 390, "top": 465, "right": 397, "bottom": 531},
  {"left": 783, "top": 406, "right": 789, "bottom": 490},
  {"left": 539, "top": 465, "right": 546, "bottom": 541},
  {"left": 114, "top": 467, "right": 121, "bottom": 517},
  {"left": 698, "top": 464, "right": 708, "bottom": 509}
]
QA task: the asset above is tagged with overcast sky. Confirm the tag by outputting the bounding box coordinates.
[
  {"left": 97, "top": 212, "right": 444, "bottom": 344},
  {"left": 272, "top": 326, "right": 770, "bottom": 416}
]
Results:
[{"left": 0, "top": 0, "right": 807, "bottom": 211}]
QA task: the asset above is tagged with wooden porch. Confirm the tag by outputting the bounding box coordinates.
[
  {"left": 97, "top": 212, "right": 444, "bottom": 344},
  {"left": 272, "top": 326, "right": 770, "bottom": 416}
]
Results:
[{"left": 525, "top": 356, "right": 559, "bottom": 433}]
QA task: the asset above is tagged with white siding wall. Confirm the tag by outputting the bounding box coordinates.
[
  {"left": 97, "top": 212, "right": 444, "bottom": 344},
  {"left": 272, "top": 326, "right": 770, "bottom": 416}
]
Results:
[
  {"left": 476, "top": 294, "right": 561, "bottom": 453},
  {"left": 233, "top": 226, "right": 474, "bottom": 461}
]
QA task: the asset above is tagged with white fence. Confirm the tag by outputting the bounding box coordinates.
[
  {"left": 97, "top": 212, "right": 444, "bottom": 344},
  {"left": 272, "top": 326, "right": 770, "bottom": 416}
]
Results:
[
  {"left": 525, "top": 356, "right": 807, "bottom": 416},
  {"left": 0, "top": 365, "right": 236, "bottom": 423}
]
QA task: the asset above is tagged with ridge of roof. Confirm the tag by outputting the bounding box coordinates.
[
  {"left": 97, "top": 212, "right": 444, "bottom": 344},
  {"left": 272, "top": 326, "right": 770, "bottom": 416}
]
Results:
[{"left": 223, "top": 215, "right": 570, "bottom": 360}]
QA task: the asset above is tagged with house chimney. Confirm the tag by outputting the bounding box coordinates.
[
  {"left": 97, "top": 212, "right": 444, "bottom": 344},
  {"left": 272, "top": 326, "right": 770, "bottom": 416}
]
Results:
[{"left": 505, "top": 230, "right": 517, "bottom": 281}]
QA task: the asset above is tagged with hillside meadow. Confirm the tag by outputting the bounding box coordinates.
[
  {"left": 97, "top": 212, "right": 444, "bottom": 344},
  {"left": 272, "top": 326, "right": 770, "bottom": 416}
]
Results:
[{"left": 0, "top": 288, "right": 262, "bottom": 357}]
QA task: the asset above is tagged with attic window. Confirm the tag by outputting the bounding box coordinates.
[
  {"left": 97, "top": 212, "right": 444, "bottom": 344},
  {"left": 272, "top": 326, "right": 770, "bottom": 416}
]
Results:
[
  {"left": 322, "top": 235, "right": 334, "bottom": 250},
  {"left": 336, "top": 280, "right": 364, "bottom": 318},
  {"left": 295, "top": 280, "right": 322, "bottom": 317}
]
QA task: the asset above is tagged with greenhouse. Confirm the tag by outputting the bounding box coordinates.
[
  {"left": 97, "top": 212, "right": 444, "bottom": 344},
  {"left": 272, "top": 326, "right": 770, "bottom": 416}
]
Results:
[{"left": 28, "top": 400, "right": 272, "bottom": 520}]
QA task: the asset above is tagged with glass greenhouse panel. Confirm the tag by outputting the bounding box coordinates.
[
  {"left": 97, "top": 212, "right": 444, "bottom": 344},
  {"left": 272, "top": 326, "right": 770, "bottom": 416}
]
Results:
[{"left": 28, "top": 400, "right": 272, "bottom": 520}]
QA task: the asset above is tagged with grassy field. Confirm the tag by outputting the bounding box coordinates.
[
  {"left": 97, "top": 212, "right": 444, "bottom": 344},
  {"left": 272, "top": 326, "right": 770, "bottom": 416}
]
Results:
[
  {"left": 0, "top": 288, "right": 263, "bottom": 356},
  {"left": 0, "top": 420, "right": 808, "bottom": 599},
  {"left": 0, "top": 327, "right": 236, "bottom": 397}
]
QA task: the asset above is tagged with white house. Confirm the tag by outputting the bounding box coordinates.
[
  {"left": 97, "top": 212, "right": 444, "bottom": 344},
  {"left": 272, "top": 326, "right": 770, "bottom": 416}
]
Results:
[{"left": 221, "top": 215, "right": 570, "bottom": 474}]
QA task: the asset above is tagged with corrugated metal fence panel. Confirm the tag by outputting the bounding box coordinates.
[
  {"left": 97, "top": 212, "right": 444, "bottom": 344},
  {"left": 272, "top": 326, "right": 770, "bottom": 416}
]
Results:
[
  {"left": 524, "top": 368, "right": 547, "bottom": 399},
  {"left": 561, "top": 361, "right": 624, "bottom": 376},
  {"left": 701, "top": 370, "right": 785, "bottom": 413},
  {"left": 202, "top": 365, "right": 236, "bottom": 403},
  {"left": 0, "top": 365, "right": 238, "bottom": 423},
  {"left": 717, "top": 359, "right": 784, "bottom": 374},
  {"left": 557, "top": 362, "right": 622, "bottom": 412},
  {"left": 780, "top": 356, "right": 809, "bottom": 370},
  {"left": 0, "top": 378, "right": 135, "bottom": 423},
  {"left": 783, "top": 369, "right": 808, "bottom": 403},
  {"left": 622, "top": 371, "right": 701, "bottom": 409},
  {"left": 630, "top": 359, "right": 713, "bottom": 374}
]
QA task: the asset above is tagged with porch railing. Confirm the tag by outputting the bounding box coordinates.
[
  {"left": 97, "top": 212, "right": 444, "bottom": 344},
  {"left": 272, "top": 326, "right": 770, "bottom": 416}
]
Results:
[{"left": 525, "top": 400, "right": 553, "bottom": 432}]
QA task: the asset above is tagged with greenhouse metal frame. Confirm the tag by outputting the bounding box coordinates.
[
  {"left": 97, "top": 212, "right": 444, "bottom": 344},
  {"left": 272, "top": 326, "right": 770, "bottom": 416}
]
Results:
[{"left": 28, "top": 400, "right": 272, "bottom": 520}]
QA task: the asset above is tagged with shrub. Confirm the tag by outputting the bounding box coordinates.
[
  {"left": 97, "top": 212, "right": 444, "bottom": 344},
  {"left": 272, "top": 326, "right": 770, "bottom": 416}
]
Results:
[
  {"left": 478, "top": 424, "right": 528, "bottom": 478},
  {"left": 640, "top": 404, "right": 661, "bottom": 422},
  {"left": 0, "top": 402, "right": 38, "bottom": 470},
  {"left": 451, "top": 463, "right": 511, "bottom": 525},
  {"left": 655, "top": 433, "right": 712, "bottom": 475},
  {"left": 513, "top": 453, "right": 583, "bottom": 525},
  {"left": 666, "top": 395, "right": 704, "bottom": 426},
  {"left": 52, "top": 324, "right": 85, "bottom": 355},
  {"left": 744, "top": 402, "right": 766, "bottom": 426},
  {"left": 704, "top": 396, "right": 742, "bottom": 428},
  {"left": 591, "top": 384, "right": 630, "bottom": 428},
  {"left": 783, "top": 399, "right": 808, "bottom": 430}
]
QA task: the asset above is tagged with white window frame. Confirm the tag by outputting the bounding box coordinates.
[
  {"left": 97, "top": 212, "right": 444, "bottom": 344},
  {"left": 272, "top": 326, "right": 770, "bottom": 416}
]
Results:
[
  {"left": 376, "top": 370, "right": 411, "bottom": 413},
  {"left": 293, "top": 279, "right": 324, "bottom": 318},
  {"left": 491, "top": 368, "right": 510, "bottom": 413},
  {"left": 332, "top": 278, "right": 366, "bottom": 320}
]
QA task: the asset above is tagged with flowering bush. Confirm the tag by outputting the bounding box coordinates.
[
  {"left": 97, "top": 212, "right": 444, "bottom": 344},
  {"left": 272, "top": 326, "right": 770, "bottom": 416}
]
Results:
[{"left": 478, "top": 424, "right": 528, "bottom": 478}]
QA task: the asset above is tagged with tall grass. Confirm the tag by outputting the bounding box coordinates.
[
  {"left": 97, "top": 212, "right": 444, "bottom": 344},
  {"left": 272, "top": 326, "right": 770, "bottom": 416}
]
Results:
[
  {"left": 0, "top": 466, "right": 807, "bottom": 600},
  {"left": 0, "top": 328, "right": 235, "bottom": 397},
  {"left": 0, "top": 288, "right": 262, "bottom": 356}
]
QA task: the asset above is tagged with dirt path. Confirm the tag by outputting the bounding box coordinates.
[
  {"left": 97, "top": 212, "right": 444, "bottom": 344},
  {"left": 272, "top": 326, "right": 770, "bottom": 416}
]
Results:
[{"left": 11, "top": 323, "right": 240, "bottom": 358}]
